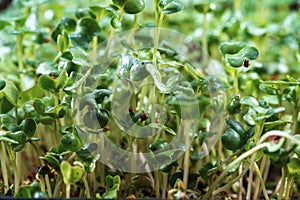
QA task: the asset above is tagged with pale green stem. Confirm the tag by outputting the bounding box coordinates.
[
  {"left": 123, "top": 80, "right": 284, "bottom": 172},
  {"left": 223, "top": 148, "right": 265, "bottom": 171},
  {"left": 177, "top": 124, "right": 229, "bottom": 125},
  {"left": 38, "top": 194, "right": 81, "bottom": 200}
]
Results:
[
  {"left": 253, "top": 162, "right": 269, "bottom": 200},
  {"left": 104, "top": 7, "right": 123, "bottom": 58},
  {"left": 292, "top": 85, "right": 300, "bottom": 135},
  {"left": 54, "top": 93, "right": 60, "bottom": 144},
  {"left": 45, "top": 175, "right": 52, "bottom": 197},
  {"left": 202, "top": 5, "right": 209, "bottom": 67},
  {"left": 0, "top": 142, "right": 9, "bottom": 194},
  {"left": 53, "top": 177, "right": 62, "bottom": 197},
  {"left": 155, "top": 170, "right": 160, "bottom": 198},
  {"left": 213, "top": 164, "right": 250, "bottom": 196},
  {"left": 53, "top": 51, "right": 62, "bottom": 63},
  {"left": 283, "top": 176, "right": 293, "bottom": 199},
  {"left": 247, "top": 123, "right": 274, "bottom": 200},
  {"left": 66, "top": 183, "right": 71, "bottom": 199},
  {"left": 39, "top": 176, "right": 46, "bottom": 193},
  {"left": 152, "top": 0, "right": 164, "bottom": 66},
  {"left": 82, "top": 173, "right": 91, "bottom": 198},
  {"left": 16, "top": 152, "right": 21, "bottom": 187},
  {"left": 92, "top": 36, "right": 98, "bottom": 62},
  {"left": 183, "top": 121, "right": 191, "bottom": 188},
  {"left": 257, "top": 130, "right": 300, "bottom": 146},
  {"left": 29, "top": 141, "right": 52, "bottom": 197},
  {"left": 253, "top": 155, "right": 267, "bottom": 199},
  {"left": 202, "top": 141, "right": 210, "bottom": 163},
  {"left": 233, "top": 69, "right": 239, "bottom": 94},
  {"left": 203, "top": 143, "right": 269, "bottom": 199},
  {"left": 67, "top": 152, "right": 77, "bottom": 161},
  {"left": 278, "top": 167, "right": 287, "bottom": 200},
  {"left": 15, "top": 107, "right": 18, "bottom": 124},
  {"left": 246, "top": 162, "right": 254, "bottom": 200},
  {"left": 17, "top": 34, "right": 24, "bottom": 91},
  {"left": 161, "top": 173, "right": 168, "bottom": 199},
  {"left": 11, "top": 153, "right": 20, "bottom": 195},
  {"left": 238, "top": 163, "right": 243, "bottom": 200}
]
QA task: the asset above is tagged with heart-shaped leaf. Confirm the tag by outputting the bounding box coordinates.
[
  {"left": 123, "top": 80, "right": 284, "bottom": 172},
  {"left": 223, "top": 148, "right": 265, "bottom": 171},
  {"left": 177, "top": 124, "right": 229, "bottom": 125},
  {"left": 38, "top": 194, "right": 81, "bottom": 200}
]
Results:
[
  {"left": 39, "top": 70, "right": 68, "bottom": 93},
  {"left": 70, "top": 17, "right": 100, "bottom": 49},
  {"left": 102, "top": 175, "right": 121, "bottom": 199},
  {"left": 60, "top": 161, "right": 84, "bottom": 184},
  {"left": 225, "top": 46, "right": 259, "bottom": 68}
]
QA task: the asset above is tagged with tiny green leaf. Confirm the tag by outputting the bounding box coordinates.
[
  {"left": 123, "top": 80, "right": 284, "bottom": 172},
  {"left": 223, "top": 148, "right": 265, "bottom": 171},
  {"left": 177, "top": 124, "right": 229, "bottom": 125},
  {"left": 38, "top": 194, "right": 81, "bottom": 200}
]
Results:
[
  {"left": 219, "top": 41, "right": 246, "bottom": 55},
  {"left": 57, "top": 33, "right": 68, "bottom": 53},
  {"left": 20, "top": 119, "right": 37, "bottom": 138},
  {"left": 159, "top": 0, "right": 184, "bottom": 14},
  {"left": 38, "top": 75, "right": 56, "bottom": 93},
  {"left": 110, "top": 16, "right": 122, "bottom": 29},
  {"left": 61, "top": 161, "right": 72, "bottom": 184},
  {"left": 124, "top": 0, "right": 145, "bottom": 14},
  {"left": 3, "top": 80, "right": 18, "bottom": 106},
  {"left": 0, "top": 79, "right": 6, "bottom": 91}
]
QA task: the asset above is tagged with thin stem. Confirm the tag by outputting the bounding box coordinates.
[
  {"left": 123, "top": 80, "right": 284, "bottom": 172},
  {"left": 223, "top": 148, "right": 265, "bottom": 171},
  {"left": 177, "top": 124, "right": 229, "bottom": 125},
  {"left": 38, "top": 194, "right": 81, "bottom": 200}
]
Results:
[
  {"left": 138, "top": 86, "right": 148, "bottom": 112},
  {"left": 82, "top": 173, "right": 91, "bottom": 198},
  {"left": 202, "top": 141, "right": 210, "bottom": 163},
  {"left": 217, "top": 137, "right": 225, "bottom": 161},
  {"left": 238, "top": 163, "right": 243, "bottom": 200},
  {"left": 258, "top": 130, "right": 300, "bottom": 147},
  {"left": 155, "top": 170, "right": 160, "bottom": 198},
  {"left": 292, "top": 85, "right": 300, "bottom": 135},
  {"left": 278, "top": 167, "right": 287, "bottom": 200},
  {"left": 213, "top": 164, "right": 250, "bottom": 196},
  {"left": 203, "top": 143, "right": 269, "bottom": 199},
  {"left": 53, "top": 176, "right": 62, "bottom": 197},
  {"left": 253, "top": 162, "right": 269, "bottom": 200},
  {"left": 45, "top": 175, "right": 52, "bottom": 197},
  {"left": 39, "top": 176, "right": 46, "bottom": 193},
  {"left": 67, "top": 152, "right": 77, "bottom": 162},
  {"left": 153, "top": 0, "right": 164, "bottom": 66},
  {"left": 104, "top": 6, "right": 123, "bottom": 58},
  {"left": 202, "top": 5, "right": 209, "bottom": 67},
  {"left": 54, "top": 92, "right": 60, "bottom": 144},
  {"left": 11, "top": 152, "right": 20, "bottom": 194},
  {"left": 66, "top": 183, "right": 71, "bottom": 199},
  {"left": 253, "top": 155, "right": 267, "bottom": 199},
  {"left": 15, "top": 152, "right": 21, "bottom": 188},
  {"left": 221, "top": 147, "right": 244, "bottom": 166},
  {"left": 183, "top": 120, "right": 191, "bottom": 187},
  {"left": 233, "top": 69, "right": 239, "bottom": 94},
  {"left": 283, "top": 175, "right": 293, "bottom": 199},
  {"left": 0, "top": 142, "right": 9, "bottom": 194},
  {"left": 247, "top": 120, "right": 265, "bottom": 200},
  {"left": 161, "top": 173, "right": 168, "bottom": 199},
  {"left": 53, "top": 51, "right": 62, "bottom": 63},
  {"left": 128, "top": 14, "right": 139, "bottom": 46},
  {"left": 16, "top": 34, "right": 24, "bottom": 91},
  {"left": 92, "top": 36, "right": 98, "bottom": 62},
  {"left": 15, "top": 107, "right": 18, "bottom": 124},
  {"left": 292, "top": 107, "right": 299, "bottom": 135}
]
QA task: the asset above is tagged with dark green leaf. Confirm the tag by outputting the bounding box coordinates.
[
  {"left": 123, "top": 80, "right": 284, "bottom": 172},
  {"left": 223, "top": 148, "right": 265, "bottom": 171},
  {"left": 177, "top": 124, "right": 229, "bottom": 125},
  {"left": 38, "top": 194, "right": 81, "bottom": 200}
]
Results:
[
  {"left": 159, "top": 0, "right": 184, "bottom": 14},
  {"left": 20, "top": 119, "right": 37, "bottom": 138},
  {"left": 124, "top": 0, "right": 145, "bottom": 14}
]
